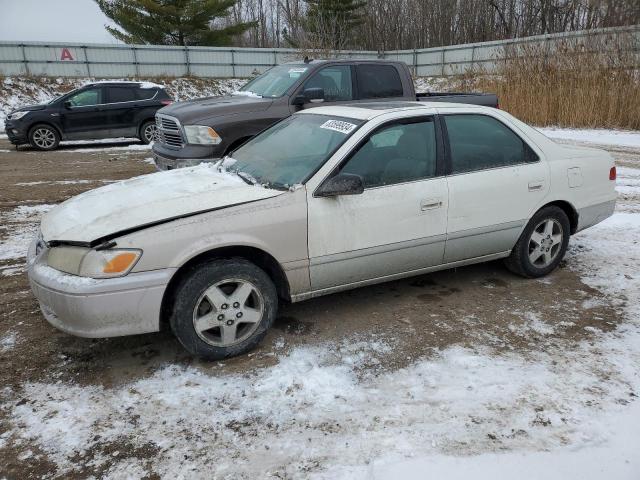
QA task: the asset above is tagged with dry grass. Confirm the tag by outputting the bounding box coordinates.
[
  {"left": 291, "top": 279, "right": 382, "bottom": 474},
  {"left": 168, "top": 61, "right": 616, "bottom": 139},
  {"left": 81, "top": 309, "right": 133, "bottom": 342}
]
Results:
[{"left": 460, "top": 34, "right": 640, "bottom": 130}]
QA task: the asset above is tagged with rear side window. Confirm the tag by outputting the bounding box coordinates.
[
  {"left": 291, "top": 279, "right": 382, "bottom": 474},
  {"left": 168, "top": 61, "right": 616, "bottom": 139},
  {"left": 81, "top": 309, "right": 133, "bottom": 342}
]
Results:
[
  {"left": 107, "top": 87, "right": 136, "bottom": 103},
  {"left": 135, "top": 88, "right": 158, "bottom": 100},
  {"left": 444, "top": 115, "right": 538, "bottom": 174},
  {"left": 356, "top": 64, "right": 403, "bottom": 99}
]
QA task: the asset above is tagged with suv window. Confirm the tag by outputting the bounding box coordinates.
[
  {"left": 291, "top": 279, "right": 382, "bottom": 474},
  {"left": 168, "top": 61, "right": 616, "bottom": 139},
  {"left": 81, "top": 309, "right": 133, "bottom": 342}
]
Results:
[
  {"left": 67, "top": 88, "right": 102, "bottom": 107},
  {"left": 303, "top": 65, "right": 353, "bottom": 102},
  {"left": 341, "top": 119, "right": 437, "bottom": 188},
  {"left": 108, "top": 87, "right": 136, "bottom": 103},
  {"left": 135, "top": 88, "right": 157, "bottom": 100},
  {"left": 444, "top": 114, "right": 538, "bottom": 174},
  {"left": 356, "top": 64, "right": 403, "bottom": 99}
]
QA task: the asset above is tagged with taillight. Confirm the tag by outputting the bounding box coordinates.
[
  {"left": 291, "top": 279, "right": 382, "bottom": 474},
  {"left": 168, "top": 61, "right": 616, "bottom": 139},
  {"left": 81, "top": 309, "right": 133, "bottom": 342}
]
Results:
[
  {"left": 161, "top": 99, "right": 173, "bottom": 106},
  {"left": 609, "top": 166, "right": 616, "bottom": 181},
  {"left": 496, "top": 102, "right": 500, "bottom": 110}
]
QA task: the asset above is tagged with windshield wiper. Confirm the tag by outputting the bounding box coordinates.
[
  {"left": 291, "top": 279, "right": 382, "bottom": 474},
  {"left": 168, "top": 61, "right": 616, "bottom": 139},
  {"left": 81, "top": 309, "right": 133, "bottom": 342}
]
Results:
[{"left": 235, "top": 171, "right": 256, "bottom": 185}]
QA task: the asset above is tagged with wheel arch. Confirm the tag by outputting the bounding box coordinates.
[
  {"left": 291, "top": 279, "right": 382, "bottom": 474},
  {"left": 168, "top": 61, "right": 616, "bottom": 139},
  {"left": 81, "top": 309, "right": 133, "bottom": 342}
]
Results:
[
  {"left": 159, "top": 245, "right": 291, "bottom": 331},
  {"left": 539, "top": 200, "right": 579, "bottom": 234}
]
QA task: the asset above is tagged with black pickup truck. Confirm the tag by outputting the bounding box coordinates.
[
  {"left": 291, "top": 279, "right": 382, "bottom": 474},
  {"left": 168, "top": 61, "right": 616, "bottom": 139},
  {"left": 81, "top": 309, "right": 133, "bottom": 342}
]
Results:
[{"left": 153, "top": 59, "right": 498, "bottom": 170}]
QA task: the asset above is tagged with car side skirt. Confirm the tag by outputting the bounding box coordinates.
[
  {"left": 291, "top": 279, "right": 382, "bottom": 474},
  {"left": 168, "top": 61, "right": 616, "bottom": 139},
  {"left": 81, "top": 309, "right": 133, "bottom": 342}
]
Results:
[{"left": 291, "top": 250, "right": 511, "bottom": 302}]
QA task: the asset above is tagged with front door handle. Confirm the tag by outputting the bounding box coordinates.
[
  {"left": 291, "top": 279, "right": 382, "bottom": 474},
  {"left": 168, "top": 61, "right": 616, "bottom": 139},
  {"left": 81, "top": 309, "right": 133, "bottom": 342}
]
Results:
[{"left": 421, "top": 198, "right": 443, "bottom": 211}]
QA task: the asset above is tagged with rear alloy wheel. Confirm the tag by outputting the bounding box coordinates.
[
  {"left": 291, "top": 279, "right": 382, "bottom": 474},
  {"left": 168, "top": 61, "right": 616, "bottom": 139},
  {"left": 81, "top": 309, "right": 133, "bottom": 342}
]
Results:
[
  {"left": 140, "top": 120, "right": 157, "bottom": 144},
  {"left": 505, "top": 206, "right": 570, "bottom": 278},
  {"left": 169, "top": 258, "right": 278, "bottom": 360},
  {"left": 29, "top": 124, "right": 60, "bottom": 151}
]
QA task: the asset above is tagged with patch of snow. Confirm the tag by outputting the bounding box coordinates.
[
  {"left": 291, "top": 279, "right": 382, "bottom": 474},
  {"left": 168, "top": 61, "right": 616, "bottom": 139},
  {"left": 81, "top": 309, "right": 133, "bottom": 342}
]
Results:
[
  {"left": 66, "top": 144, "right": 151, "bottom": 153},
  {"left": 0, "top": 332, "right": 17, "bottom": 352},
  {"left": 32, "top": 263, "right": 100, "bottom": 288},
  {"left": 538, "top": 128, "right": 640, "bottom": 148},
  {"left": 15, "top": 180, "right": 93, "bottom": 186},
  {"left": 0, "top": 204, "right": 55, "bottom": 261},
  {"left": 0, "top": 149, "right": 11, "bottom": 153}
]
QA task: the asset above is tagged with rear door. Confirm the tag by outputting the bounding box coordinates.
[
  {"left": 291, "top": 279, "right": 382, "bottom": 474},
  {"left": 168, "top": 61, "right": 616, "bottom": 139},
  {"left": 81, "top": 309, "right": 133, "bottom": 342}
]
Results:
[
  {"left": 60, "top": 86, "right": 106, "bottom": 138},
  {"left": 306, "top": 116, "right": 448, "bottom": 290},
  {"left": 440, "top": 111, "right": 549, "bottom": 263},
  {"left": 103, "top": 86, "right": 139, "bottom": 136}
]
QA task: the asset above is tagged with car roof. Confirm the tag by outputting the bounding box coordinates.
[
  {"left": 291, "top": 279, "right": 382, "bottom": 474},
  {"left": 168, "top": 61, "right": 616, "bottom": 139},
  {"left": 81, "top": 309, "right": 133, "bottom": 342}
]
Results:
[
  {"left": 284, "top": 58, "right": 404, "bottom": 66},
  {"left": 84, "top": 80, "right": 164, "bottom": 89},
  {"left": 299, "top": 102, "right": 487, "bottom": 120}
]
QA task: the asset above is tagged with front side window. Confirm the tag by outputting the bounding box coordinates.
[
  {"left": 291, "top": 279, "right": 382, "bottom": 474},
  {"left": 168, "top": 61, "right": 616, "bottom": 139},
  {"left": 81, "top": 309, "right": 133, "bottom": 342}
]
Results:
[
  {"left": 444, "top": 115, "right": 538, "bottom": 174},
  {"left": 67, "top": 88, "right": 102, "bottom": 107},
  {"left": 341, "top": 119, "right": 437, "bottom": 188},
  {"left": 237, "top": 64, "right": 309, "bottom": 98},
  {"left": 108, "top": 87, "right": 136, "bottom": 103},
  {"left": 356, "top": 64, "right": 403, "bottom": 99},
  {"left": 303, "top": 65, "right": 353, "bottom": 102},
  {"left": 225, "top": 114, "right": 362, "bottom": 189}
]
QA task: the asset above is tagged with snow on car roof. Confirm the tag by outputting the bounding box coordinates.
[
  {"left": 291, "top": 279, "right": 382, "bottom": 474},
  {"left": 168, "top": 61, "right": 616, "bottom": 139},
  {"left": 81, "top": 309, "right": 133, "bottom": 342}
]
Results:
[
  {"left": 300, "top": 102, "right": 492, "bottom": 120},
  {"left": 85, "top": 80, "right": 164, "bottom": 89}
]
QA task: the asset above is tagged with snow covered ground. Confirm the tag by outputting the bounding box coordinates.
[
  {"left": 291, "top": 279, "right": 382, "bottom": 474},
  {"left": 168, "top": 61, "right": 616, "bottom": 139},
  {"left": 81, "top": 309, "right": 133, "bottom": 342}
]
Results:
[
  {"left": 1, "top": 136, "right": 639, "bottom": 478},
  {"left": 538, "top": 128, "right": 640, "bottom": 149}
]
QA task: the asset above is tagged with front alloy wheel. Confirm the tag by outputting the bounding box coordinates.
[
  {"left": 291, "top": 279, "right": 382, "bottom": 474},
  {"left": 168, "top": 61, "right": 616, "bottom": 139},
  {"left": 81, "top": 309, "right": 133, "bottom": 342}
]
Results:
[
  {"left": 170, "top": 258, "right": 278, "bottom": 359},
  {"left": 29, "top": 124, "right": 60, "bottom": 150}
]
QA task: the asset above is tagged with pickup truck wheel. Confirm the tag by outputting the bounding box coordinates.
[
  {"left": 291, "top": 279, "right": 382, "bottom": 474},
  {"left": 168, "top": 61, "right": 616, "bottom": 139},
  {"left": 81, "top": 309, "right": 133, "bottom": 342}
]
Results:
[
  {"left": 29, "top": 124, "right": 60, "bottom": 151},
  {"left": 139, "top": 120, "right": 157, "bottom": 144},
  {"left": 169, "top": 258, "right": 278, "bottom": 360},
  {"left": 505, "top": 206, "right": 570, "bottom": 278}
]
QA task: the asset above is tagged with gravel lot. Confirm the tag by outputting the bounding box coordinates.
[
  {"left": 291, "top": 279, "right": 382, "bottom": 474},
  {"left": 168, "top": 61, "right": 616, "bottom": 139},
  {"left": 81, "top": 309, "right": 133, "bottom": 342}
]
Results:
[{"left": 0, "top": 135, "right": 638, "bottom": 479}]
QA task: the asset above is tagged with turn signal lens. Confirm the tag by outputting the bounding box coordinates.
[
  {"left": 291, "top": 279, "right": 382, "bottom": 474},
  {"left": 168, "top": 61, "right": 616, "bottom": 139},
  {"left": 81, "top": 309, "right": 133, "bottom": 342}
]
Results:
[
  {"left": 609, "top": 166, "right": 616, "bottom": 181},
  {"left": 103, "top": 252, "right": 139, "bottom": 273}
]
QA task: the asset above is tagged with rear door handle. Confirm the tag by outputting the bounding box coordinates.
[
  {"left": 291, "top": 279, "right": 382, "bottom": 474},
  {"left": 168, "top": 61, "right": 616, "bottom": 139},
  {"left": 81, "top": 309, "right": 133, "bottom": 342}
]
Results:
[{"left": 421, "top": 198, "right": 443, "bottom": 211}]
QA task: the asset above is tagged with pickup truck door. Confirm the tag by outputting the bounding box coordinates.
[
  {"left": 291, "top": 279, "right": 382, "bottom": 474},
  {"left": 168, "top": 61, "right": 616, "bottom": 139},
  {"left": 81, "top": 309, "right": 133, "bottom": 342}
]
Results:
[
  {"left": 439, "top": 110, "right": 549, "bottom": 263},
  {"left": 306, "top": 116, "right": 448, "bottom": 291}
]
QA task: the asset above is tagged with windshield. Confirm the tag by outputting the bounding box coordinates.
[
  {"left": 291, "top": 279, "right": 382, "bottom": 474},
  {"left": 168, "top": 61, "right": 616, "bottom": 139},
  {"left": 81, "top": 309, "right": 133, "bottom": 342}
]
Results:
[
  {"left": 236, "top": 64, "right": 309, "bottom": 98},
  {"left": 222, "top": 114, "right": 363, "bottom": 188}
]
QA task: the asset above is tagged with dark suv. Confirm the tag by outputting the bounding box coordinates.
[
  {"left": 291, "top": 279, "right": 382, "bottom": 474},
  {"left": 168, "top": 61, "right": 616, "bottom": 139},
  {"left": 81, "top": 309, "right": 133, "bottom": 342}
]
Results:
[{"left": 4, "top": 81, "right": 172, "bottom": 150}]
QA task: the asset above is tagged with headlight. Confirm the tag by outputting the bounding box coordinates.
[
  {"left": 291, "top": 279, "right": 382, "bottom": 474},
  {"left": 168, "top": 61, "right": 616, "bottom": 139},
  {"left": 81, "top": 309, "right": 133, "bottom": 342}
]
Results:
[
  {"left": 9, "top": 111, "right": 29, "bottom": 120},
  {"left": 47, "top": 247, "right": 142, "bottom": 278},
  {"left": 183, "top": 125, "right": 222, "bottom": 145}
]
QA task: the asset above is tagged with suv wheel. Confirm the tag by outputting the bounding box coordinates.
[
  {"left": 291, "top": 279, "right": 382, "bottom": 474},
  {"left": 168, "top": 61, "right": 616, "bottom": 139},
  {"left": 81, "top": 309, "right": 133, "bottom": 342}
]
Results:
[
  {"left": 169, "top": 258, "right": 278, "bottom": 360},
  {"left": 29, "top": 124, "right": 60, "bottom": 151},
  {"left": 505, "top": 205, "right": 570, "bottom": 278},
  {"left": 140, "top": 120, "right": 157, "bottom": 144}
]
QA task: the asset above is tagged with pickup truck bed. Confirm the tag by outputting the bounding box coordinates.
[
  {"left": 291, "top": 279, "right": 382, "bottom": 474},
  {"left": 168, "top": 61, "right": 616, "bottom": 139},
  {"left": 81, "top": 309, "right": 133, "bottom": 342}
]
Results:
[{"left": 153, "top": 59, "right": 499, "bottom": 170}]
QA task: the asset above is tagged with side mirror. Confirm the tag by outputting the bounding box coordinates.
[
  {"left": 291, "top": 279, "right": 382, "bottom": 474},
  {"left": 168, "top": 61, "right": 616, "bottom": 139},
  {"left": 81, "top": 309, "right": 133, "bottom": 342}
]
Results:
[
  {"left": 316, "top": 173, "right": 364, "bottom": 197},
  {"left": 304, "top": 87, "right": 325, "bottom": 103},
  {"left": 64, "top": 100, "right": 72, "bottom": 109}
]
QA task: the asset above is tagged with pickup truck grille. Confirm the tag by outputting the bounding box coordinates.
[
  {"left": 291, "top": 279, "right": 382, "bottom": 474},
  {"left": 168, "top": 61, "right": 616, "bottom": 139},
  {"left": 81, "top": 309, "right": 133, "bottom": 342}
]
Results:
[{"left": 155, "top": 115, "right": 183, "bottom": 148}]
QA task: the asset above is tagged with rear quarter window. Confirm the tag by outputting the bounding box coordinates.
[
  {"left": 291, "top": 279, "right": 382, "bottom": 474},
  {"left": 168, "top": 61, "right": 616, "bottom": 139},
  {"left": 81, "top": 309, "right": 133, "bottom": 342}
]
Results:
[
  {"left": 135, "top": 88, "right": 159, "bottom": 100},
  {"left": 356, "top": 64, "right": 404, "bottom": 99}
]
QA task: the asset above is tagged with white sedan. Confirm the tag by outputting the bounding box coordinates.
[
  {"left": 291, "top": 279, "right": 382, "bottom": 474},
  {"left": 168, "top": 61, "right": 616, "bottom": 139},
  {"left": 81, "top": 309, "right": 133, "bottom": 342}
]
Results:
[{"left": 27, "top": 102, "right": 617, "bottom": 359}]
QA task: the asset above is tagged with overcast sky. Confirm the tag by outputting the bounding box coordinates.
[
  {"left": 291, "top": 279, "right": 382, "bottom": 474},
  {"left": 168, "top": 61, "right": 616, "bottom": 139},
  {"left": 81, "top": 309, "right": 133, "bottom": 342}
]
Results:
[{"left": 0, "top": 0, "right": 121, "bottom": 44}]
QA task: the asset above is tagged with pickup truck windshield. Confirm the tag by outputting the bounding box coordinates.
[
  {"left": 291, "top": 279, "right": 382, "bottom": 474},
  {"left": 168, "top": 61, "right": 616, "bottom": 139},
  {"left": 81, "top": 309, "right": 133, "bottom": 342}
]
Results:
[
  {"left": 224, "top": 113, "right": 362, "bottom": 188},
  {"left": 236, "top": 64, "right": 309, "bottom": 98}
]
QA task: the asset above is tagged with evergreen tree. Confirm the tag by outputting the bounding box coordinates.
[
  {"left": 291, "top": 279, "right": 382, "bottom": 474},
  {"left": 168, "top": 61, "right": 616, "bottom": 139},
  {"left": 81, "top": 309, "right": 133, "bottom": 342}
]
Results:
[
  {"left": 95, "top": 0, "right": 256, "bottom": 46},
  {"left": 304, "top": 0, "right": 367, "bottom": 50}
]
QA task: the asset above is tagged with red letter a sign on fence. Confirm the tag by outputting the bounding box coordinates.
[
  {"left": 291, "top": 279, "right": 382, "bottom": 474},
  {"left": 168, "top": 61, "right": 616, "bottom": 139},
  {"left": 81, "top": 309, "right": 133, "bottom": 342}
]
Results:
[{"left": 60, "top": 48, "right": 74, "bottom": 61}]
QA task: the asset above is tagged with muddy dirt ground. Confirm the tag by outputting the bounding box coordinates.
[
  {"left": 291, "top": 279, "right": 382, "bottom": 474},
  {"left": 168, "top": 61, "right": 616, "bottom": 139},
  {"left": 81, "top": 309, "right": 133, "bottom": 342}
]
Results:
[{"left": 0, "top": 136, "right": 638, "bottom": 479}]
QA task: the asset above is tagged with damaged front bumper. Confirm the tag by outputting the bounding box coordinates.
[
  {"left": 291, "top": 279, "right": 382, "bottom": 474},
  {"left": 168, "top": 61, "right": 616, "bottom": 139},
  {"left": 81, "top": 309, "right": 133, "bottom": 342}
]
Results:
[{"left": 27, "top": 238, "right": 176, "bottom": 338}]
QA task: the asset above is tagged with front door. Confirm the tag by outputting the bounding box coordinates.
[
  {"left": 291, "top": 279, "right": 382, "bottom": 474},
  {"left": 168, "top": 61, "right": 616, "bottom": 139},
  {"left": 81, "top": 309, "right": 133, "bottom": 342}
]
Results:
[
  {"left": 307, "top": 117, "right": 448, "bottom": 291},
  {"left": 441, "top": 112, "right": 550, "bottom": 262},
  {"left": 60, "top": 86, "right": 107, "bottom": 138}
]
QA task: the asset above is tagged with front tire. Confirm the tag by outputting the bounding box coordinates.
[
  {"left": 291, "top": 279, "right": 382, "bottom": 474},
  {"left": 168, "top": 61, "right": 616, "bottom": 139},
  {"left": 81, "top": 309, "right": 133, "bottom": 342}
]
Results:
[
  {"left": 29, "top": 124, "right": 60, "bottom": 151},
  {"left": 139, "top": 120, "right": 157, "bottom": 144},
  {"left": 169, "top": 258, "right": 278, "bottom": 360},
  {"left": 505, "top": 206, "right": 570, "bottom": 278}
]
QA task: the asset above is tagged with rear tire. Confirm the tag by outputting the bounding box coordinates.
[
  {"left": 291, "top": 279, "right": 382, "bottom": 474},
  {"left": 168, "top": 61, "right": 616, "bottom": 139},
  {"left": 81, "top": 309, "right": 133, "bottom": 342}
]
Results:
[
  {"left": 169, "top": 258, "right": 278, "bottom": 360},
  {"left": 139, "top": 120, "right": 157, "bottom": 144},
  {"left": 505, "top": 206, "right": 570, "bottom": 278},
  {"left": 29, "top": 124, "right": 60, "bottom": 151}
]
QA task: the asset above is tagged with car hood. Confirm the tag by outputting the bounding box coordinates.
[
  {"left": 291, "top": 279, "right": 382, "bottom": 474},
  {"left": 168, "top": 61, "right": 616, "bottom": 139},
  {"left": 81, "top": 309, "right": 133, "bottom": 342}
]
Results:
[
  {"left": 158, "top": 95, "right": 274, "bottom": 124},
  {"left": 40, "top": 165, "right": 284, "bottom": 245},
  {"left": 11, "top": 103, "right": 48, "bottom": 114}
]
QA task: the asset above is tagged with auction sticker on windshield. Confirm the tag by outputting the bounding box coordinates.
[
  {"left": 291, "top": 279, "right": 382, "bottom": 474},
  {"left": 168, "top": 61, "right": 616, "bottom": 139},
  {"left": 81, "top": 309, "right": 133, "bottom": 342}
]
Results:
[{"left": 319, "top": 120, "right": 358, "bottom": 134}]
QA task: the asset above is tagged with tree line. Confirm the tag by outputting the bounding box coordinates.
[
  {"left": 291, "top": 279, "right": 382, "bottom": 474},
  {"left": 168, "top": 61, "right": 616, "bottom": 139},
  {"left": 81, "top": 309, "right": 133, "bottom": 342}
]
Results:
[{"left": 97, "top": 0, "right": 640, "bottom": 50}]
